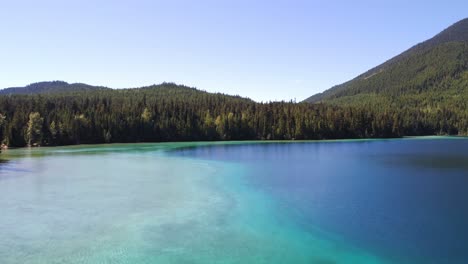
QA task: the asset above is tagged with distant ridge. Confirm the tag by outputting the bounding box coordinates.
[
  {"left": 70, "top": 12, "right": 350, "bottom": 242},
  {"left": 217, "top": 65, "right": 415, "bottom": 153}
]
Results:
[
  {"left": 305, "top": 18, "right": 468, "bottom": 103},
  {"left": 0, "top": 81, "right": 110, "bottom": 95},
  {"left": 0, "top": 81, "right": 252, "bottom": 103}
]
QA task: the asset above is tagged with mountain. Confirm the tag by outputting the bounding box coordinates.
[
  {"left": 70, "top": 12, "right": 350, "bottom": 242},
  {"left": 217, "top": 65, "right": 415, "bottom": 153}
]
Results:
[
  {"left": 0, "top": 81, "right": 250, "bottom": 101},
  {"left": 305, "top": 18, "right": 468, "bottom": 105},
  {"left": 0, "top": 80, "right": 467, "bottom": 148},
  {"left": 0, "top": 81, "right": 110, "bottom": 95}
]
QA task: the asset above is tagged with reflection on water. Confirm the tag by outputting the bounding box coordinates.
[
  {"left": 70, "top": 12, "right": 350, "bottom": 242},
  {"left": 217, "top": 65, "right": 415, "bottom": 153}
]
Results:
[
  {"left": 0, "top": 159, "right": 31, "bottom": 178},
  {"left": 380, "top": 154, "right": 468, "bottom": 170}
]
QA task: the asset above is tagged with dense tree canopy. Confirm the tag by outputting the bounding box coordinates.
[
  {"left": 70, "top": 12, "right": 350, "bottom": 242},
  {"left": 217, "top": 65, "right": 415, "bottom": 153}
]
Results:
[
  {"left": 305, "top": 42, "right": 468, "bottom": 103},
  {"left": 305, "top": 19, "right": 468, "bottom": 108},
  {"left": 0, "top": 82, "right": 466, "bottom": 148}
]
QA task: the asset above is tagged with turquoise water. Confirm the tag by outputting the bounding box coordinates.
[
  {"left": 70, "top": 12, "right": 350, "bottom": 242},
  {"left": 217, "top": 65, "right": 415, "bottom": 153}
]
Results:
[{"left": 0, "top": 138, "right": 467, "bottom": 263}]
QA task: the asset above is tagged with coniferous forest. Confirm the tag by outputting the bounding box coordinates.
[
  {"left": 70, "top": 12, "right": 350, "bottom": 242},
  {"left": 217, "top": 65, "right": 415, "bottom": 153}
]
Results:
[
  {"left": 1, "top": 19, "right": 467, "bottom": 148},
  {"left": 0, "top": 81, "right": 466, "bottom": 148}
]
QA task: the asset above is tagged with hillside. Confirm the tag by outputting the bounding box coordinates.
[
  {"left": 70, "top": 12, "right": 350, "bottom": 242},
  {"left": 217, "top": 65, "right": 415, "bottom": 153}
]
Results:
[
  {"left": 1, "top": 18, "right": 468, "bottom": 147},
  {"left": 305, "top": 18, "right": 468, "bottom": 105},
  {"left": 0, "top": 81, "right": 250, "bottom": 101},
  {"left": 0, "top": 79, "right": 467, "bottom": 148},
  {"left": 0, "top": 81, "right": 110, "bottom": 95}
]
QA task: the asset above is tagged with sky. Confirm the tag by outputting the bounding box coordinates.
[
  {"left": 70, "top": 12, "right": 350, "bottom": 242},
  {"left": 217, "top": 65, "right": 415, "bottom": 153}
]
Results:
[{"left": 1, "top": 0, "right": 467, "bottom": 102}]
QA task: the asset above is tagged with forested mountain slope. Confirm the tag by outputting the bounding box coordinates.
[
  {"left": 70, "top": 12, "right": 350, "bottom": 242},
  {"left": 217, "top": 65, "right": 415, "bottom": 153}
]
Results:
[
  {"left": 1, "top": 19, "right": 468, "bottom": 147},
  {"left": 0, "top": 81, "right": 466, "bottom": 148},
  {"left": 0, "top": 81, "right": 110, "bottom": 95},
  {"left": 305, "top": 18, "right": 468, "bottom": 106}
]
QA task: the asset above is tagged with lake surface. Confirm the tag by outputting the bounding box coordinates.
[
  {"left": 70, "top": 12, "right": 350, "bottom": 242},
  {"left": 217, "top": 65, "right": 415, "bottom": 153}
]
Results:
[{"left": 0, "top": 138, "right": 467, "bottom": 264}]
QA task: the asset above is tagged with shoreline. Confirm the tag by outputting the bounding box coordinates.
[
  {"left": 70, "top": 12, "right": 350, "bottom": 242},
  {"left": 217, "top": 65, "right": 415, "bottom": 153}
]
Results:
[{"left": 2, "top": 135, "right": 466, "bottom": 153}]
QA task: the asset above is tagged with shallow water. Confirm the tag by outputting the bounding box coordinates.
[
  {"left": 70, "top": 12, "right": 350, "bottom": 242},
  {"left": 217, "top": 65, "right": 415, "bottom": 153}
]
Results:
[{"left": 0, "top": 138, "right": 467, "bottom": 263}]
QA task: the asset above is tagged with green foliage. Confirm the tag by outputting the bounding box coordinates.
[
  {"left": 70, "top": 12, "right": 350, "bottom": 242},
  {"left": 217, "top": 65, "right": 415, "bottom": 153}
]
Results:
[
  {"left": 306, "top": 18, "right": 468, "bottom": 105},
  {"left": 301, "top": 41, "right": 468, "bottom": 137},
  {"left": 0, "top": 81, "right": 109, "bottom": 95},
  {"left": 307, "top": 42, "right": 468, "bottom": 102},
  {"left": 26, "top": 112, "right": 44, "bottom": 146},
  {"left": 141, "top": 108, "right": 152, "bottom": 123},
  {"left": 0, "top": 113, "right": 5, "bottom": 147},
  {"left": 301, "top": 19, "right": 468, "bottom": 138},
  {"left": 0, "top": 82, "right": 466, "bottom": 148},
  {"left": 2, "top": 19, "right": 468, "bottom": 147}
]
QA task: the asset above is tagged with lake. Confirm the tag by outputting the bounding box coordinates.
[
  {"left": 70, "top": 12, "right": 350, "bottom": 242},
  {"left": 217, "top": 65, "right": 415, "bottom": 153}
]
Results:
[{"left": 0, "top": 138, "right": 467, "bottom": 264}]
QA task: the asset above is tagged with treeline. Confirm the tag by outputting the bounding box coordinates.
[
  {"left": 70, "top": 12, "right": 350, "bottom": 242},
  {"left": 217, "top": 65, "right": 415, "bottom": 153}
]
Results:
[{"left": 0, "top": 83, "right": 466, "bottom": 147}]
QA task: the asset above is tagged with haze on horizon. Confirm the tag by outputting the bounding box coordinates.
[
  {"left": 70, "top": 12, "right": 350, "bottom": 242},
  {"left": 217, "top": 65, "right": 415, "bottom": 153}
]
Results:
[{"left": 1, "top": 0, "right": 467, "bottom": 102}]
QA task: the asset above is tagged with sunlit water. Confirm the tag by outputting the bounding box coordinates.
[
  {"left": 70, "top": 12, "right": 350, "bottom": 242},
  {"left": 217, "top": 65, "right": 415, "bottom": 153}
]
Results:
[{"left": 0, "top": 138, "right": 467, "bottom": 264}]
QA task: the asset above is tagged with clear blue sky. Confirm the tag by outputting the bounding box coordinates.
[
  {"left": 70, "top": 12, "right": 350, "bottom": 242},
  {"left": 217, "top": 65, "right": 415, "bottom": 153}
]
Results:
[{"left": 1, "top": 0, "right": 467, "bottom": 101}]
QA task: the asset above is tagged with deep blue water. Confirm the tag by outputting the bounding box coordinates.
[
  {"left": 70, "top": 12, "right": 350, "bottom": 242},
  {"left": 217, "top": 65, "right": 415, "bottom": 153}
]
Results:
[
  {"left": 1, "top": 138, "right": 467, "bottom": 264},
  {"left": 173, "top": 138, "right": 468, "bottom": 264}
]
